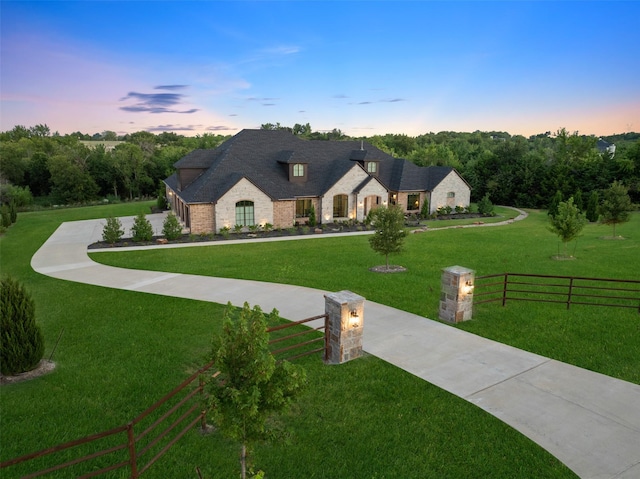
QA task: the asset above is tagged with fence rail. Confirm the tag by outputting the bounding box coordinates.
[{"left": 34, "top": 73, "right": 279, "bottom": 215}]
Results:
[
  {"left": 2, "top": 313, "right": 328, "bottom": 478},
  {"left": 474, "top": 273, "right": 640, "bottom": 312}
]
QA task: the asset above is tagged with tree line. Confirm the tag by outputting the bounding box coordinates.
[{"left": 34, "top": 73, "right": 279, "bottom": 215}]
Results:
[{"left": 1, "top": 123, "right": 639, "bottom": 209}]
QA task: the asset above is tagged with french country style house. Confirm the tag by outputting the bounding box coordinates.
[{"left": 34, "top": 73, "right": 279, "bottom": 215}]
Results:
[{"left": 164, "top": 129, "right": 471, "bottom": 234}]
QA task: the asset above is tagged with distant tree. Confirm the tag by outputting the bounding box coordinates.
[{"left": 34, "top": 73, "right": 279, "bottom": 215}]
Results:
[
  {"left": 598, "top": 181, "right": 633, "bottom": 237},
  {"left": 208, "top": 302, "right": 307, "bottom": 479},
  {"left": 547, "top": 190, "right": 563, "bottom": 217},
  {"left": 547, "top": 197, "right": 587, "bottom": 258},
  {"left": 573, "top": 189, "right": 584, "bottom": 211},
  {"left": 131, "top": 213, "right": 153, "bottom": 242},
  {"left": 368, "top": 205, "right": 407, "bottom": 270},
  {"left": 586, "top": 191, "right": 599, "bottom": 222}
]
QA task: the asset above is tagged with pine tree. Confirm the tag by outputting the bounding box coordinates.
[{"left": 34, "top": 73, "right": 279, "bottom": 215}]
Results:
[{"left": 1, "top": 276, "right": 45, "bottom": 375}]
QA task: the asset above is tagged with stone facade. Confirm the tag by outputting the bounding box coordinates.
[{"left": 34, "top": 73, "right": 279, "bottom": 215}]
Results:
[
  {"left": 321, "top": 165, "right": 370, "bottom": 222},
  {"left": 324, "top": 291, "right": 365, "bottom": 364},
  {"left": 439, "top": 265, "right": 475, "bottom": 323},
  {"left": 215, "top": 178, "right": 273, "bottom": 231},
  {"left": 429, "top": 171, "right": 471, "bottom": 213}
]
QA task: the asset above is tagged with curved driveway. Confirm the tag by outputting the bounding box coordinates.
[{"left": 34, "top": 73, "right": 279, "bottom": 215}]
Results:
[{"left": 31, "top": 212, "right": 640, "bottom": 479}]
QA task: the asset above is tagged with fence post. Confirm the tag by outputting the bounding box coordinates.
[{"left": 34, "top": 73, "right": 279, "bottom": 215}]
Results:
[
  {"left": 439, "top": 266, "right": 475, "bottom": 323},
  {"left": 127, "top": 423, "right": 138, "bottom": 479},
  {"left": 324, "top": 291, "right": 365, "bottom": 364},
  {"left": 502, "top": 273, "right": 509, "bottom": 307},
  {"left": 567, "top": 278, "right": 574, "bottom": 309}
]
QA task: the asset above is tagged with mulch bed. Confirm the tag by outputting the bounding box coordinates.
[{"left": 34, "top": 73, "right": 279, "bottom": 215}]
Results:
[{"left": 88, "top": 224, "right": 371, "bottom": 249}]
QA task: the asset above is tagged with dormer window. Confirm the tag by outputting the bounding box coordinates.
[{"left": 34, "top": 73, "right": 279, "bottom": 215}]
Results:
[
  {"left": 293, "top": 163, "right": 305, "bottom": 177},
  {"left": 288, "top": 162, "right": 307, "bottom": 183},
  {"left": 366, "top": 161, "right": 379, "bottom": 176}
]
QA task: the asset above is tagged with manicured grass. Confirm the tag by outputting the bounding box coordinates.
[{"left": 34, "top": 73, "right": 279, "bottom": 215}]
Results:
[
  {"left": 2, "top": 204, "right": 617, "bottom": 478},
  {"left": 92, "top": 209, "right": 640, "bottom": 384}
]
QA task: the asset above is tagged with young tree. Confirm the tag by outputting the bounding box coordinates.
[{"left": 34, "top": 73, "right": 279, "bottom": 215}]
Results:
[
  {"left": 547, "top": 197, "right": 587, "bottom": 258},
  {"left": 598, "top": 181, "right": 633, "bottom": 237},
  {"left": 208, "top": 303, "right": 307, "bottom": 479},
  {"left": 1, "top": 276, "right": 45, "bottom": 375},
  {"left": 368, "top": 205, "right": 407, "bottom": 270},
  {"left": 131, "top": 212, "right": 154, "bottom": 242},
  {"left": 477, "top": 193, "right": 494, "bottom": 216}
]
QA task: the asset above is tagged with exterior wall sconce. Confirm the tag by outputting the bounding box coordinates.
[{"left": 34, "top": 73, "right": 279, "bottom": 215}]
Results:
[
  {"left": 324, "top": 214, "right": 331, "bottom": 222},
  {"left": 461, "top": 280, "right": 474, "bottom": 296},
  {"left": 349, "top": 309, "right": 360, "bottom": 328}
]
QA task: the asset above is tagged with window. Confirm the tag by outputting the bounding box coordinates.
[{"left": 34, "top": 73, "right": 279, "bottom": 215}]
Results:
[
  {"left": 366, "top": 161, "right": 377, "bottom": 174},
  {"left": 296, "top": 199, "right": 312, "bottom": 217},
  {"left": 447, "top": 192, "right": 455, "bottom": 198},
  {"left": 293, "top": 164, "right": 305, "bottom": 177},
  {"left": 333, "top": 194, "right": 348, "bottom": 218},
  {"left": 235, "top": 201, "right": 254, "bottom": 227},
  {"left": 408, "top": 193, "right": 420, "bottom": 210}
]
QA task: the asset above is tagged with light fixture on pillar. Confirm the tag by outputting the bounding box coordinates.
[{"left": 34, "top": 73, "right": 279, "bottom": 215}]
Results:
[
  {"left": 461, "top": 280, "right": 474, "bottom": 296},
  {"left": 349, "top": 309, "right": 360, "bottom": 328}
]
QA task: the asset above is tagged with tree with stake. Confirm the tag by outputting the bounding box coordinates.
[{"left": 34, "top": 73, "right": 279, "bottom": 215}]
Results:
[
  {"left": 368, "top": 205, "right": 407, "bottom": 271},
  {"left": 208, "top": 303, "right": 307, "bottom": 479},
  {"left": 598, "top": 181, "right": 633, "bottom": 238},
  {"left": 547, "top": 197, "right": 587, "bottom": 258}
]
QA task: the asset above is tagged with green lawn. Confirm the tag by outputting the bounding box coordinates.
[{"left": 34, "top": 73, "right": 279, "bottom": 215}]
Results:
[{"left": 4, "top": 203, "right": 635, "bottom": 477}]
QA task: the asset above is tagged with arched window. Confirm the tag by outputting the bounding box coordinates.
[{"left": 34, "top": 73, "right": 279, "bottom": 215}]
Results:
[
  {"left": 235, "top": 201, "right": 254, "bottom": 227},
  {"left": 333, "top": 194, "right": 348, "bottom": 218}
]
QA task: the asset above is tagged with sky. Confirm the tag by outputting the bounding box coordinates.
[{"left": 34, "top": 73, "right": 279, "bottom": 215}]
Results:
[{"left": 1, "top": 1, "right": 639, "bottom": 138}]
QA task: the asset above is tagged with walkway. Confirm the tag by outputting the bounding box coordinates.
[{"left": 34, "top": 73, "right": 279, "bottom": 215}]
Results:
[{"left": 31, "top": 213, "right": 640, "bottom": 479}]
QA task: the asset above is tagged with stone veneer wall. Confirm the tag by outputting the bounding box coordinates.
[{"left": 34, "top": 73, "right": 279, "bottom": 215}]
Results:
[
  {"left": 439, "top": 265, "right": 475, "bottom": 323},
  {"left": 321, "top": 165, "right": 370, "bottom": 222},
  {"left": 430, "top": 171, "right": 471, "bottom": 213},
  {"left": 215, "top": 178, "right": 273, "bottom": 231}
]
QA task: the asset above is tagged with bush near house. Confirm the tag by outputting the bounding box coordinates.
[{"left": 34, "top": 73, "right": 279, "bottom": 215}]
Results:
[{"left": 131, "top": 213, "right": 153, "bottom": 242}]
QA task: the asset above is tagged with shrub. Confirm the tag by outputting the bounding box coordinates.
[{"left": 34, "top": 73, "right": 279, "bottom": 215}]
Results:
[
  {"left": 308, "top": 205, "right": 316, "bottom": 227},
  {"left": 455, "top": 205, "right": 465, "bottom": 214},
  {"left": 102, "top": 216, "right": 125, "bottom": 244},
  {"left": 420, "top": 199, "right": 430, "bottom": 219},
  {"left": 162, "top": 213, "right": 183, "bottom": 240},
  {"left": 477, "top": 194, "right": 495, "bottom": 216},
  {"left": 233, "top": 224, "right": 243, "bottom": 234},
  {"left": 156, "top": 194, "right": 168, "bottom": 211},
  {"left": 220, "top": 226, "right": 231, "bottom": 238},
  {"left": 262, "top": 223, "right": 273, "bottom": 233},
  {"left": 1, "top": 205, "right": 11, "bottom": 228},
  {"left": 0, "top": 276, "right": 45, "bottom": 375},
  {"left": 131, "top": 213, "right": 153, "bottom": 242}
]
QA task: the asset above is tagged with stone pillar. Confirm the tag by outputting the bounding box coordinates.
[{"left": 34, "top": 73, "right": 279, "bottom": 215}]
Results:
[
  {"left": 439, "top": 266, "right": 475, "bottom": 323},
  {"left": 324, "top": 290, "right": 365, "bottom": 364}
]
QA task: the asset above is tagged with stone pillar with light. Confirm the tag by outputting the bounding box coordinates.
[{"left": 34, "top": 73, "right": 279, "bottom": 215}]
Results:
[
  {"left": 439, "top": 265, "right": 475, "bottom": 323},
  {"left": 324, "top": 290, "right": 365, "bottom": 364}
]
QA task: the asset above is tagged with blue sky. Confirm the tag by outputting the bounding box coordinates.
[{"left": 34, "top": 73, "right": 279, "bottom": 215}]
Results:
[{"left": 2, "top": 1, "right": 639, "bottom": 137}]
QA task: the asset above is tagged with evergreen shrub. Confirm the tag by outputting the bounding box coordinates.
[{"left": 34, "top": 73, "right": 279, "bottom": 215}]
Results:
[
  {"left": 162, "top": 213, "right": 183, "bottom": 240},
  {"left": 102, "top": 216, "right": 125, "bottom": 244},
  {"left": 131, "top": 213, "right": 153, "bottom": 242},
  {"left": 1, "top": 276, "right": 45, "bottom": 375}
]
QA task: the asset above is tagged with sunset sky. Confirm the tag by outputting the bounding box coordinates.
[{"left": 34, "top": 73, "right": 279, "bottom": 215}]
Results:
[{"left": 2, "top": 1, "right": 639, "bottom": 138}]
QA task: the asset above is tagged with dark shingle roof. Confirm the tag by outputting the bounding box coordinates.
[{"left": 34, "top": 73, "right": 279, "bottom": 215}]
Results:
[{"left": 168, "top": 129, "right": 459, "bottom": 203}]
